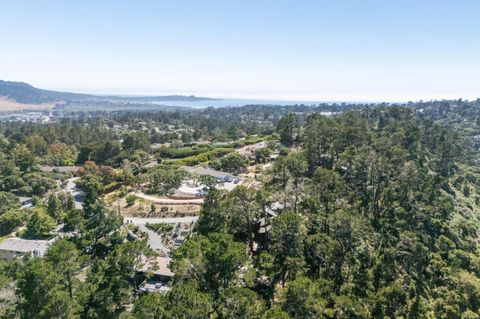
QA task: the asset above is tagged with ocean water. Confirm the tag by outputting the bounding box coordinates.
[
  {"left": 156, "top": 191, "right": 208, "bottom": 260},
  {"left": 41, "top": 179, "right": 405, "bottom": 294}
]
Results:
[{"left": 149, "top": 98, "right": 326, "bottom": 108}]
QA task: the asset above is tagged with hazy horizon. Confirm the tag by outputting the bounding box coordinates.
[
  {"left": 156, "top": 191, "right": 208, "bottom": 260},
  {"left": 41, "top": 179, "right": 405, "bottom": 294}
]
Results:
[{"left": 2, "top": 0, "right": 480, "bottom": 102}]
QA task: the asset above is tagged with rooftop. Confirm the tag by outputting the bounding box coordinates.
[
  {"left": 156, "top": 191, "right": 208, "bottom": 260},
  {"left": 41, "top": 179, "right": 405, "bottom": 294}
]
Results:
[
  {"left": 183, "top": 166, "right": 233, "bottom": 179},
  {"left": 139, "top": 256, "right": 174, "bottom": 277},
  {"left": 0, "top": 238, "right": 53, "bottom": 256},
  {"left": 40, "top": 166, "right": 80, "bottom": 173}
]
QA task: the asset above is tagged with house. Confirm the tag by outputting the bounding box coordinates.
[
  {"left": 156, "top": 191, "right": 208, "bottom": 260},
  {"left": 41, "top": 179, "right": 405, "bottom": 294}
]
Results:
[
  {"left": 183, "top": 166, "right": 234, "bottom": 182},
  {"left": 0, "top": 238, "right": 53, "bottom": 259},
  {"left": 138, "top": 256, "right": 174, "bottom": 293},
  {"left": 40, "top": 166, "right": 80, "bottom": 174}
]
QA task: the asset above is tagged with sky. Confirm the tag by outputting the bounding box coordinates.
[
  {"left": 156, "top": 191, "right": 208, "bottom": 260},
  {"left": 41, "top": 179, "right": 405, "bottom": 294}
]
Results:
[{"left": 1, "top": 0, "right": 480, "bottom": 102}]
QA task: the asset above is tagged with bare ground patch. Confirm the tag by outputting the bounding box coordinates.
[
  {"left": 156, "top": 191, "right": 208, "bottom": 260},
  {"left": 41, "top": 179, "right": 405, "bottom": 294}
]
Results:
[
  {"left": 0, "top": 96, "right": 56, "bottom": 112},
  {"left": 108, "top": 196, "right": 200, "bottom": 218}
]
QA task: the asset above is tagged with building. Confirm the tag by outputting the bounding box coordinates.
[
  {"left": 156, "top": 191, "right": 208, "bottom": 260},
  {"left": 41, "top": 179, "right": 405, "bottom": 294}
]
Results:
[
  {"left": 138, "top": 256, "right": 175, "bottom": 293},
  {"left": 40, "top": 166, "right": 80, "bottom": 173},
  {"left": 0, "top": 238, "right": 53, "bottom": 259},
  {"left": 183, "top": 166, "right": 234, "bottom": 182}
]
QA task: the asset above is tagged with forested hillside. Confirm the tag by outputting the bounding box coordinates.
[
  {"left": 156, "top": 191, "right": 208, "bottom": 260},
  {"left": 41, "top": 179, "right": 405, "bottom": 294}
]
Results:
[
  {"left": 0, "top": 104, "right": 480, "bottom": 318},
  {"left": 0, "top": 80, "right": 214, "bottom": 105},
  {"left": 163, "top": 107, "right": 480, "bottom": 318}
]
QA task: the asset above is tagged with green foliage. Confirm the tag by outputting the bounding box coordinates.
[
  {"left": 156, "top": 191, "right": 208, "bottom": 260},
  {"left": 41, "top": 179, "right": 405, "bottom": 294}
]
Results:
[
  {"left": 16, "top": 258, "right": 79, "bottom": 319},
  {"left": 217, "top": 287, "right": 266, "bottom": 319},
  {"left": 171, "top": 232, "right": 247, "bottom": 292},
  {"left": 146, "top": 222, "right": 173, "bottom": 234},
  {"left": 3, "top": 103, "right": 480, "bottom": 318},
  {"left": 122, "top": 132, "right": 150, "bottom": 153},
  {"left": 0, "top": 209, "right": 25, "bottom": 235},
  {"left": 276, "top": 113, "right": 299, "bottom": 146},
  {"left": 146, "top": 165, "right": 186, "bottom": 195},
  {"left": 255, "top": 147, "right": 272, "bottom": 163},
  {"left": 0, "top": 192, "right": 20, "bottom": 215},
  {"left": 163, "top": 147, "right": 234, "bottom": 166},
  {"left": 23, "top": 208, "right": 56, "bottom": 239},
  {"left": 125, "top": 194, "right": 138, "bottom": 206},
  {"left": 217, "top": 152, "right": 249, "bottom": 174}
]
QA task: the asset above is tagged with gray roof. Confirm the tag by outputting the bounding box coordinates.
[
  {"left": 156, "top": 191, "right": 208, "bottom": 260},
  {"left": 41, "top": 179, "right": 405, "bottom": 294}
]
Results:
[
  {"left": 40, "top": 166, "right": 80, "bottom": 173},
  {"left": 0, "top": 238, "right": 52, "bottom": 256},
  {"left": 183, "top": 166, "right": 233, "bottom": 179},
  {"left": 139, "top": 256, "right": 174, "bottom": 277}
]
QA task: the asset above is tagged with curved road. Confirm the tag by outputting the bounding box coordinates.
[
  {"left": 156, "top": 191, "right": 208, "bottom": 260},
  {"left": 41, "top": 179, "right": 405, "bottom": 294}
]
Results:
[{"left": 132, "top": 191, "right": 204, "bottom": 205}]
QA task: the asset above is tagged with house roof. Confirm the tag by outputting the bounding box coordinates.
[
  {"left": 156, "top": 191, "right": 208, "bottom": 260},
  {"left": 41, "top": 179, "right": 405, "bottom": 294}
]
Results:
[
  {"left": 183, "top": 166, "right": 233, "bottom": 179},
  {"left": 0, "top": 238, "right": 52, "bottom": 256},
  {"left": 40, "top": 166, "right": 80, "bottom": 173},
  {"left": 139, "top": 256, "right": 175, "bottom": 277}
]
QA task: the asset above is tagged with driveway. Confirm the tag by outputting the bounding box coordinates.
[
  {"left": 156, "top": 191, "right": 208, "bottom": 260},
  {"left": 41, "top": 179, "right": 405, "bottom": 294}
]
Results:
[{"left": 65, "top": 177, "right": 84, "bottom": 209}]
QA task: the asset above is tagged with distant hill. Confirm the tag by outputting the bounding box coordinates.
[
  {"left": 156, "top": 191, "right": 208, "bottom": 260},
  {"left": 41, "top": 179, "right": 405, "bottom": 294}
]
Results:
[{"left": 0, "top": 80, "right": 216, "bottom": 105}]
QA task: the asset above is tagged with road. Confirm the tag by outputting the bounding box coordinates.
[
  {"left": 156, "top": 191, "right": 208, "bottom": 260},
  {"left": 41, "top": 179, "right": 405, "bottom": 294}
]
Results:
[
  {"left": 132, "top": 191, "right": 204, "bottom": 205},
  {"left": 137, "top": 224, "right": 170, "bottom": 256},
  {"left": 65, "top": 177, "right": 85, "bottom": 209},
  {"left": 124, "top": 216, "right": 198, "bottom": 256},
  {"left": 124, "top": 216, "right": 199, "bottom": 225}
]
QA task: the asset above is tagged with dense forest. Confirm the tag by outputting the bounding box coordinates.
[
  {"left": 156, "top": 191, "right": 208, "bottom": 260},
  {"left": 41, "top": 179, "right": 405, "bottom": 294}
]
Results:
[{"left": 1, "top": 100, "right": 480, "bottom": 318}]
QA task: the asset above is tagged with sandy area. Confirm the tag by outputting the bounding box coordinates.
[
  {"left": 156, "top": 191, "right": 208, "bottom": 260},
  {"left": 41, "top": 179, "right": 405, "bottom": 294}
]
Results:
[{"left": 0, "top": 96, "right": 56, "bottom": 112}]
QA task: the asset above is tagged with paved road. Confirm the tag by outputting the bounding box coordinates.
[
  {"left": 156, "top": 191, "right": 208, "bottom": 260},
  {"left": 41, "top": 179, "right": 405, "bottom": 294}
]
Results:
[
  {"left": 65, "top": 177, "right": 84, "bottom": 209},
  {"left": 124, "top": 216, "right": 198, "bottom": 256},
  {"left": 124, "top": 216, "right": 199, "bottom": 225},
  {"left": 133, "top": 191, "right": 204, "bottom": 205},
  {"left": 137, "top": 224, "right": 170, "bottom": 256}
]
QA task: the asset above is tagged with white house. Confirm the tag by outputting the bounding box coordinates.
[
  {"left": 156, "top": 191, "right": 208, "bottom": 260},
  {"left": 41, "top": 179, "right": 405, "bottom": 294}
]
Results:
[{"left": 0, "top": 238, "right": 53, "bottom": 259}]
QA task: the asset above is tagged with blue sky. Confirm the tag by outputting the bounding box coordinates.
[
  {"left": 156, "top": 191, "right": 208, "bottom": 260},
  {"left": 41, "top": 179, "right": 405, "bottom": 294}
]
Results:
[{"left": 1, "top": 0, "right": 479, "bottom": 101}]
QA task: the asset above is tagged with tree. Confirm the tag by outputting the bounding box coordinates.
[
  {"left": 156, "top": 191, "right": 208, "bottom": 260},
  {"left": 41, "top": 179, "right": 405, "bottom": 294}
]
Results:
[
  {"left": 25, "top": 135, "right": 48, "bottom": 156},
  {"left": 166, "top": 281, "right": 214, "bottom": 319},
  {"left": 217, "top": 287, "right": 266, "bottom": 319},
  {"left": 276, "top": 113, "right": 299, "bottom": 146},
  {"left": 226, "top": 186, "right": 261, "bottom": 253},
  {"left": 22, "top": 173, "right": 57, "bottom": 196},
  {"left": 24, "top": 208, "right": 56, "bottom": 239},
  {"left": 196, "top": 188, "right": 228, "bottom": 235},
  {"left": 284, "top": 151, "right": 307, "bottom": 213},
  {"left": 307, "top": 168, "right": 345, "bottom": 234},
  {"left": 255, "top": 148, "right": 272, "bottom": 164},
  {"left": 16, "top": 258, "right": 78, "bottom": 319},
  {"left": 122, "top": 132, "right": 150, "bottom": 153},
  {"left": 45, "top": 240, "right": 80, "bottom": 300},
  {"left": 126, "top": 194, "right": 138, "bottom": 206},
  {"left": 270, "top": 212, "right": 306, "bottom": 284},
  {"left": 171, "top": 233, "right": 247, "bottom": 292},
  {"left": 80, "top": 240, "right": 155, "bottom": 318},
  {"left": 219, "top": 153, "right": 249, "bottom": 175},
  {"left": 262, "top": 307, "right": 290, "bottom": 319},
  {"left": 204, "top": 233, "right": 248, "bottom": 291},
  {"left": 147, "top": 166, "right": 186, "bottom": 195},
  {"left": 132, "top": 293, "right": 169, "bottom": 319},
  {"left": 82, "top": 176, "right": 103, "bottom": 215},
  {"left": 0, "top": 192, "right": 20, "bottom": 215},
  {"left": 12, "top": 144, "right": 35, "bottom": 171},
  {"left": 82, "top": 201, "right": 123, "bottom": 257},
  {"left": 280, "top": 277, "right": 326, "bottom": 319},
  {"left": 0, "top": 209, "right": 25, "bottom": 235},
  {"left": 199, "top": 174, "right": 217, "bottom": 188},
  {"left": 47, "top": 193, "right": 63, "bottom": 222},
  {"left": 46, "top": 143, "right": 77, "bottom": 166}
]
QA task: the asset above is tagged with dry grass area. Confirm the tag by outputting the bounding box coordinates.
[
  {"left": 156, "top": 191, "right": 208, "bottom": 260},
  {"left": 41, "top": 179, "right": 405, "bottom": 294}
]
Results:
[
  {"left": 109, "top": 196, "right": 200, "bottom": 218},
  {"left": 0, "top": 96, "right": 56, "bottom": 112}
]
